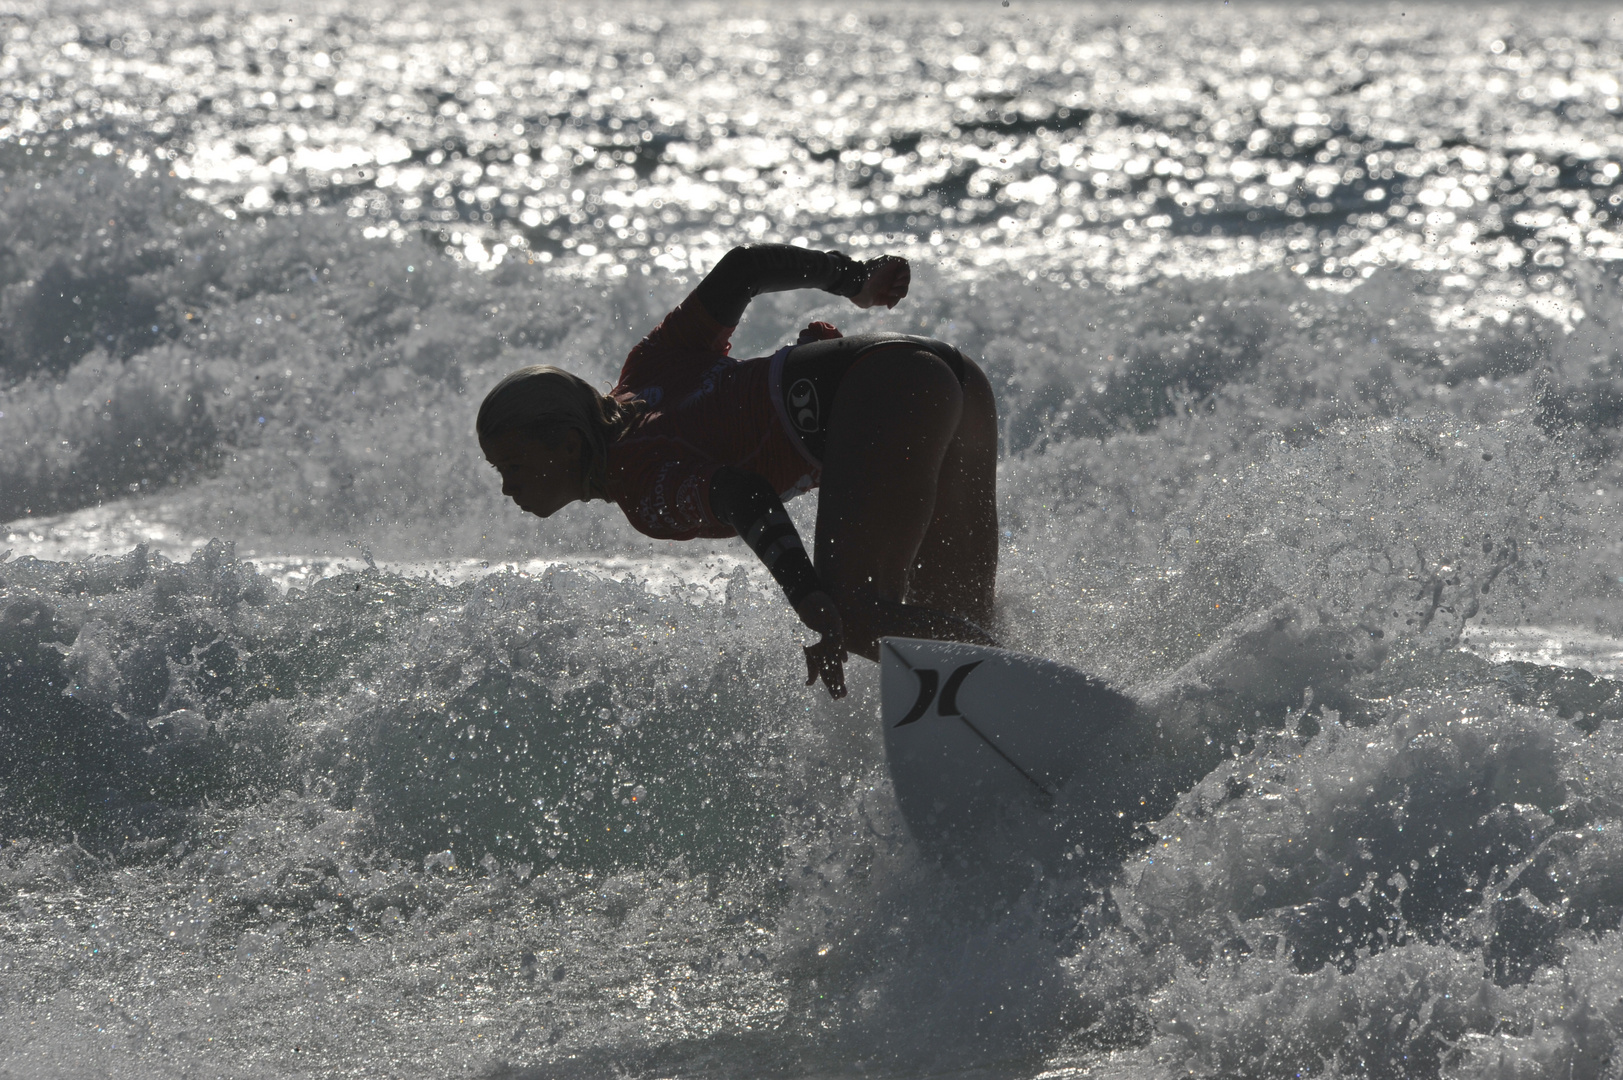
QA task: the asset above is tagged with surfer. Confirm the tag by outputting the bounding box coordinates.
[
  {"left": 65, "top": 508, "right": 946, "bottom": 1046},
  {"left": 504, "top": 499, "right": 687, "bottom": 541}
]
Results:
[{"left": 478, "top": 244, "right": 999, "bottom": 698}]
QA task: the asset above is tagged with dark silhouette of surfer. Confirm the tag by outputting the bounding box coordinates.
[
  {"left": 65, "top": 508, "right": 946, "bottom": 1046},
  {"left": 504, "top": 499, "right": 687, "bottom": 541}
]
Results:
[{"left": 478, "top": 245, "right": 1000, "bottom": 698}]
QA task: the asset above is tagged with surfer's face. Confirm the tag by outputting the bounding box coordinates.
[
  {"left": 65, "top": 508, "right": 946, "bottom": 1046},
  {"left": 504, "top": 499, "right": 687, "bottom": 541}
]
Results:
[{"left": 481, "top": 428, "right": 587, "bottom": 518}]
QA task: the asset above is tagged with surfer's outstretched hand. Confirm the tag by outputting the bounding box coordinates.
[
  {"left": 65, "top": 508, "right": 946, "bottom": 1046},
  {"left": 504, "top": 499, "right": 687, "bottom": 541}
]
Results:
[
  {"left": 851, "top": 255, "right": 909, "bottom": 310},
  {"left": 794, "top": 590, "right": 848, "bottom": 699}
]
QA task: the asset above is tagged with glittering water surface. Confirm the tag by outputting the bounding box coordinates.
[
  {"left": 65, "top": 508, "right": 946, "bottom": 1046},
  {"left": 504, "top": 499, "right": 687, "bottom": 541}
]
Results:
[
  {"left": 6, "top": 3, "right": 1623, "bottom": 1079},
  {"left": 5, "top": 1, "right": 1622, "bottom": 309}
]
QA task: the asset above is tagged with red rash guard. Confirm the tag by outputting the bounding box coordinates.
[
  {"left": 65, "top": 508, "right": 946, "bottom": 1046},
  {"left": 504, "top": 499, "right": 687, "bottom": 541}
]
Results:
[
  {"left": 606, "top": 294, "right": 816, "bottom": 540},
  {"left": 604, "top": 245, "right": 867, "bottom": 541}
]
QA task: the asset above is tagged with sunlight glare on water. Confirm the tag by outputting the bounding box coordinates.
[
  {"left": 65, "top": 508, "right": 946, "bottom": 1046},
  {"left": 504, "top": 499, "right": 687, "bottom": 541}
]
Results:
[{"left": 4, "top": 1, "right": 1620, "bottom": 318}]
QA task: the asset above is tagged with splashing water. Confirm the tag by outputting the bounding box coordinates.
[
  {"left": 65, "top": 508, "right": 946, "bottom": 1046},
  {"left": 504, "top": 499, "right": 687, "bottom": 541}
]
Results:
[{"left": 4, "top": 3, "right": 1623, "bottom": 1078}]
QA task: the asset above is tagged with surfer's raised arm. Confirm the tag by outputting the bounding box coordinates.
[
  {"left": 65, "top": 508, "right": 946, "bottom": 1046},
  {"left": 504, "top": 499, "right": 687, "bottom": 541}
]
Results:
[
  {"left": 690, "top": 244, "right": 911, "bottom": 327},
  {"left": 479, "top": 242, "right": 997, "bottom": 700}
]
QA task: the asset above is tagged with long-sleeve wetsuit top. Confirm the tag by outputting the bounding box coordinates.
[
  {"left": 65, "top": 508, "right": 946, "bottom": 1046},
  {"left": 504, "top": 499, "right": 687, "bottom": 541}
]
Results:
[{"left": 605, "top": 245, "right": 866, "bottom": 543}]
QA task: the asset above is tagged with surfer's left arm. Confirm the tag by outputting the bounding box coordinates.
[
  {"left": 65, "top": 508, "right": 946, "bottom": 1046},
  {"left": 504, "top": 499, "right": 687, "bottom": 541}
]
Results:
[
  {"left": 692, "top": 245, "right": 910, "bottom": 327},
  {"left": 708, "top": 465, "right": 847, "bottom": 698}
]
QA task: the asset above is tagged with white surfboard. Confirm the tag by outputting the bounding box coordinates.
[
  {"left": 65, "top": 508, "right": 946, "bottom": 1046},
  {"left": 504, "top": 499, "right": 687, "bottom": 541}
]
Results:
[{"left": 880, "top": 637, "right": 1137, "bottom": 846}]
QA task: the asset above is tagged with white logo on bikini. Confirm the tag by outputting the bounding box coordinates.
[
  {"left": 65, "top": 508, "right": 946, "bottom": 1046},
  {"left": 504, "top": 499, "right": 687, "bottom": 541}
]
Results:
[{"left": 788, "top": 378, "right": 819, "bottom": 432}]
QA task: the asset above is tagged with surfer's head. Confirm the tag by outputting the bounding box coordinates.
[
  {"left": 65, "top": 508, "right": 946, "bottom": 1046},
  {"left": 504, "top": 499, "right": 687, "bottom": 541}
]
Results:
[{"left": 477, "top": 365, "right": 641, "bottom": 513}]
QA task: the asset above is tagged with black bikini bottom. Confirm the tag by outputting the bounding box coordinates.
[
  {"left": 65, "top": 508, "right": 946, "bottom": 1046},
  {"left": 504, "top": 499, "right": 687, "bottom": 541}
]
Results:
[{"left": 779, "top": 333, "right": 970, "bottom": 463}]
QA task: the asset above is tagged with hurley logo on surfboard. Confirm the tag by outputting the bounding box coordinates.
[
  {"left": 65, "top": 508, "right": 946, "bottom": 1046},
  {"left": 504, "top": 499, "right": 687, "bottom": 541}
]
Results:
[
  {"left": 893, "top": 660, "right": 983, "bottom": 726},
  {"left": 889, "top": 655, "right": 1049, "bottom": 795},
  {"left": 881, "top": 638, "right": 1138, "bottom": 839}
]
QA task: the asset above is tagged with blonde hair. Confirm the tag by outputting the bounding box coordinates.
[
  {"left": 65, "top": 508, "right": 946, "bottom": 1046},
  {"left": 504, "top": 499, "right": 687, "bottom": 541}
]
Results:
[{"left": 476, "top": 366, "right": 644, "bottom": 498}]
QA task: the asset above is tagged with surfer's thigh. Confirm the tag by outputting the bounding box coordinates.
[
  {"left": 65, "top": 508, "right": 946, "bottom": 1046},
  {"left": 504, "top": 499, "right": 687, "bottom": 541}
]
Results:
[
  {"left": 813, "top": 347, "right": 965, "bottom": 606},
  {"left": 905, "top": 357, "right": 998, "bottom": 627}
]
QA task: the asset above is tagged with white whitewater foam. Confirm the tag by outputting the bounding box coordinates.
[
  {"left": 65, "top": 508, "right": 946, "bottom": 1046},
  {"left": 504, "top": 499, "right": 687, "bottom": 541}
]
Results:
[
  {"left": 1459, "top": 623, "right": 1623, "bottom": 678},
  {"left": 2, "top": 500, "right": 768, "bottom": 597}
]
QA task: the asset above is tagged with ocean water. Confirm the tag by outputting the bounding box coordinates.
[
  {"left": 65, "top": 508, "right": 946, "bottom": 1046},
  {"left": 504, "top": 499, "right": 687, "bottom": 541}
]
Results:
[{"left": 4, "top": 1, "right": 1623, "bottom": 1076}]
